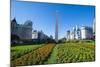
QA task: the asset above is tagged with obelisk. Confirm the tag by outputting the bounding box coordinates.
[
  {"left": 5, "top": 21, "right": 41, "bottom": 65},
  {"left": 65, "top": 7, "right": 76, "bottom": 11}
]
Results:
[{"left": 55, "top": 11, "right": 58, "bottom": 43}]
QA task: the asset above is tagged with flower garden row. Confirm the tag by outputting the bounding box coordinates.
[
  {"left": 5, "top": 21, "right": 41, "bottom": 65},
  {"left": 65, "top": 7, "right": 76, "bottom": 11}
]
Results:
[{"left": 11, "top": 44, "right": 55, "bottom": 67}]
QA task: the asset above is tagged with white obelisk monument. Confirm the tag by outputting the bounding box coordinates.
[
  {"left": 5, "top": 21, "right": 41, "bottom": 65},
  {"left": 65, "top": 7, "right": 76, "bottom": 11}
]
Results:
[{"left": 55, "top": 11, "right": 58, "bottom": 43}]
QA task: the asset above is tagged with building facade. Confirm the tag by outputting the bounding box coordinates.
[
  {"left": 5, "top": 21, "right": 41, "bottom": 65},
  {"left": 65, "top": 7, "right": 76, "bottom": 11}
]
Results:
[
  {"left": 80, "top": 26, "right": 93, "bottom": 39},
  {"left": 11, "top": 18, "right": 33, "bottom": 40},
  {"left": 66, "top": 30, "right": 70, "bottom": 40},
  {"left": 32, "top": 30, "right": 49, "bottom": 40},
  {"left": 66, "top": 26, "right": 93, "bottom": 40},
  {"left": 67, "top": 26, "right": 81, "bottom": 40},
  {"left": 32, "top": 30, "right": 38, "bottom": 39},
  {"left": 75, "top": 26, "right": 81, "bottom": 40}
]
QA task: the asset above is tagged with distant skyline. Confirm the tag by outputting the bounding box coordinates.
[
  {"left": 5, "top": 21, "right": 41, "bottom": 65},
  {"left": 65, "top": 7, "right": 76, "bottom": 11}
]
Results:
[{"left": 11, "top": 0, "right": 95, "bottom": 39}]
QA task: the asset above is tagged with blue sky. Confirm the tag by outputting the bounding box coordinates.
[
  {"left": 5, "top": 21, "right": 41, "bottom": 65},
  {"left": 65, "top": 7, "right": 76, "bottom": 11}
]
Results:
[{"left": 11, "top": 0, "right": 95, "bottom": 39}]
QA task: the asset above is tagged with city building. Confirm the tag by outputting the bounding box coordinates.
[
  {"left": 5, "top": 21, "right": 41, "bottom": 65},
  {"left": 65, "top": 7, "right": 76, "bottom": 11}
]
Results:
[
  {"left": 11, "top": 18, "right": 33, "bottom": 42},
  {"left": 75, "top": 25, "right": 81, "bottom": 40},
  {"left": 67, "top": 26, "right": 81, "bottom": 40},
  {"left": 80, "top": 26, "right": 93, "bottom": 39},
  {"left": 66, "top": 30, "right": 70, "bottom": 40},
  {"left": 32, "top": 30, "right": 38, "bottom": 39},
  {"left": 50, "top": 35, "right": 53, "bottom": 39},
  {"left": 32, "top": 30, "right": 49, "bottom": 40},
  {"left": 70, "top": 30, "right": 75, "bottom": 40},
  {"left": 66, "top": 26, "right": 93, "bottom": 40}
]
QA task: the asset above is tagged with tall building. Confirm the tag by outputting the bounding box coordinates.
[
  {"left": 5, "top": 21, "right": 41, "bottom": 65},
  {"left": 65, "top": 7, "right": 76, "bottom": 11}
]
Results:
[
  {"left": 11, "top": 18, "right": 33, "bottom": 40},
  {"left": 55, "top": 11, "right": 58, "bottom": 43}
]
